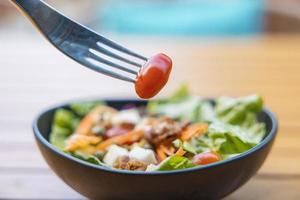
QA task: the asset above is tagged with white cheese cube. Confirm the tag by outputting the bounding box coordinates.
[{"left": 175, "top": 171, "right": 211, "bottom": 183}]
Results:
[
  {"left": 103, "top": 145, "right": 128, "bottom": 166},
  {"left": 129, "top": 146, "right": 157, "bottom": 165}
]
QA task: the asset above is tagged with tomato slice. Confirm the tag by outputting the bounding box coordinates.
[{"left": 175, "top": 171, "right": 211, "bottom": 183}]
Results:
[
  {"left": 192, "top": 152, "right": 221, "bottom": 165},
  {"left": 135, "top": 53, "right": 172, "bottom": 99}
]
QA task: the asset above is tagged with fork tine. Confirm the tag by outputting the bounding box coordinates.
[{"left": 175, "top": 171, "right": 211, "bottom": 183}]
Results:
[
  {"left": 83, "top": 58, "right": 136, "bottom": 83},
  {"left": 93, "top": 44, "right": 142, "bottom": 68},
  {"left": 87, "top": 52, "right": 138, "bottom": 75},
  {"left": 96, "top": 38, "right": 148, "bottom": 61}
]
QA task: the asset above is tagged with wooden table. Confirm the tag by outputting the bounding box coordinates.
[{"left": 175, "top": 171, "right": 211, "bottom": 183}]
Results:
[{"left": 0, "top": 33, "right": 299, "bottom": 199}]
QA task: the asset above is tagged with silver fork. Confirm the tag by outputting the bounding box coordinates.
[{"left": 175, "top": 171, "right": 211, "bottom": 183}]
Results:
[{"left": 10, "top": 0, "right": 148, "bottom": 83}]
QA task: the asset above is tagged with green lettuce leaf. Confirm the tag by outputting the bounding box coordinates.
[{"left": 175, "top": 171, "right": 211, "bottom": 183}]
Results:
[
  {"left": 148, "top": 85, "right": 266, "bottom": 160},
  {"left": 49, "top": 131, "right": 68, "bottom": 150},
  {"left": 155, "top": 156, "right": 196, "bottom": 171},
  {"left": 208, "top": 122, "right": 257, "bottom": 154},
  {"left": 189, "top": 135, "right": 216, "bottom": 153},
  {"left": 50, "top": 102, "right": 104, "bottom": 150},
  {"left": 148, "top": 96, "right": 201, "bottom": 122},
  {"left": 239, "top": 113, "right": 266, "bottom": 144},
  {"left": 71, "top": 151, "right": 106, "bottom": 166},
  {"left": 185, "top": 117, "right": 265, "bottom": 157},
  {"left": 70, "top": 101, "right": 105, "bottom": 117},
  {"left": 53, "top": 109, "right": 76, "bottom": 129},
  {"left": 173, "top": 139, "right": 197, "bottom": 155},
  {"left": 215, "top": 95, "right": 263, "bottom": 125},
  {"left": 168, "top": 83, "right": 190, "bottom": 102},
  {"left": 147, "top": 85, "right": 202, "bottom": 122},
  {"left": 221, "top": 154, "right": 241, "bottom": 159},
  {"left": 50, "top": 109, "right": 79, "bottom": 150},
  {"left": 197, "top": 101, "right": 218, "bottom": 123}
]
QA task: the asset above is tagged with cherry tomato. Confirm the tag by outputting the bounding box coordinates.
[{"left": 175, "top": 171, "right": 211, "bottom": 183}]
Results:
[
  {"left": 135, "top": 53, "right": 172, "bottom": 99},
  {"left": 192, "top": 152, "right": 220, "bottom": 165}
]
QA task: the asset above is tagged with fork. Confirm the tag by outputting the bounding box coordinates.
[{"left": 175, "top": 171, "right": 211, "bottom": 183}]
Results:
[{"left": 10, "top": 0, "right": 148, "bottom": 83}]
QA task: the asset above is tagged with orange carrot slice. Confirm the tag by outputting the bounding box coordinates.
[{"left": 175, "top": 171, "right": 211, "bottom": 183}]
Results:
[
  {"left": 175, "top": 147, "right": 186, "bottom": 156},
  {"left": 160, "top": 144, "right": 175, "bottom": 156},
  {"left": 180, "top": 123, "right": 208, "bottom": 141},
  {"left": 76, "top": 106, "right": 117, "bottom": 135},
  {"left": 96, "top": 130, "right": 144, "bottom": 151},
  {"left": 64, "top": 134, "right": 101, "bottom": 152},
  {"left": 156, "top": 145, "right": 167, "bottom": 161}
]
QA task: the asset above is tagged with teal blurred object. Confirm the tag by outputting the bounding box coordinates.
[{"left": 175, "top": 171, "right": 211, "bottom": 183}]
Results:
[{"left": 98, "top": 0, "right": 264, "bottom": 36}]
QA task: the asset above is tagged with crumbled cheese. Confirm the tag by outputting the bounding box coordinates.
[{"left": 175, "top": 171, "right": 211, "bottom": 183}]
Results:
[
  {"left": 112, "top": 109, "right": 140, "bottom": 125},
  {"left": 103, "top": 145, "right": 129, "bottom": 166},
  {"left": 129, "top": 145, "right": 157, "bottom": 165}
]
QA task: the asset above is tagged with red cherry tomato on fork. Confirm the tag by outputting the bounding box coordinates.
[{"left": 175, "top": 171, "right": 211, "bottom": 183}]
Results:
[{"left": 135, "top": 53, "right": 172, "bottom": 99}]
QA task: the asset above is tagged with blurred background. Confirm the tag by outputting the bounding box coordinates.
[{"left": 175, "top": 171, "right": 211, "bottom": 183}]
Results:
[
  {"left": 1, "top": 0, "right": 300, "bottom": 35},
  {"left": 1, "top": 0, "right": 300, "bottom": 99},
  {"left": 1, "top": 0, "right": 300, "bottom": 104},
  {"left": 1, "top": 0, "right": 300, "bottom": 199}
]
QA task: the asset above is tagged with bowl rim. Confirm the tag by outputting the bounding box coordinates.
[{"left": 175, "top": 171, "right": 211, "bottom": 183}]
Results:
[{"left": 32, "top": 98, "right": 278, "bottom": 176}]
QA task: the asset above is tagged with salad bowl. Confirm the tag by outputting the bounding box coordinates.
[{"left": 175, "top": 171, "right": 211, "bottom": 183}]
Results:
[{"left": 33, "top": 98, "right": 277, "bottom": 200}]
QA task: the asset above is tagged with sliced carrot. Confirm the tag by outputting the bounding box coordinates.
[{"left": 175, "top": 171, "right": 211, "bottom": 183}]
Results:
[
  {"left": 160, "top": 144, "right": 175, "bottom": 156},
  {"left": 76, "top": 106, "right": 117, "bottom": 135},
  {"left": 168, "top": 146, "right": 175, "bottom": 155},
  {"left": 96, "top": 130, "right": 144, "bottom": 151},
  {"left": 156, "top": 145, "right": 167, "bottom": 161},
  {"left": 64, "top": 134, "right": 101, "bottom": 152},
  {"left": 180, "top": 123, "right": 208, "bottom": 141},
  {"left": 76, "top": 116, "right": 94, "bottom": 135},
  {"left": 175, "top": 147, "right": 186, "bottom": 156}
]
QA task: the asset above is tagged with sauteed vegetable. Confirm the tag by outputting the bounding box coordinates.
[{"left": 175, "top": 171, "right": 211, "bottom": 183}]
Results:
[{"left": 50, "top": 85, "right": 266, "bottom": 172}]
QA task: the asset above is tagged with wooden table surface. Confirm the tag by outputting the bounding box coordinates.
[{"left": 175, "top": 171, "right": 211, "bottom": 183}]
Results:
[{"left": 0, "top": 33, "right": 299, "bottom": 199}]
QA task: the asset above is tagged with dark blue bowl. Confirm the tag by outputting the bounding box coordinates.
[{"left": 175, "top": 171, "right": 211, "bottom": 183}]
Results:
[{"left": 32, "top": 99, "right": 278, "bottom": 200}]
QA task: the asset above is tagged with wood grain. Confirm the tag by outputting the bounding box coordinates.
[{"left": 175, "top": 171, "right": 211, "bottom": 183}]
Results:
[{"left": 0, "top": 33, "right": 299, "bottom": 199}]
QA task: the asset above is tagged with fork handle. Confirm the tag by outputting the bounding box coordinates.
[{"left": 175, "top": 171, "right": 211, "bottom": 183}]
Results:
[
  {"left": 10, "top": 0, "right": 43, "bottom": 15},
  {"left": 10, "top": 0, "right": 62, "bottom": 38}
]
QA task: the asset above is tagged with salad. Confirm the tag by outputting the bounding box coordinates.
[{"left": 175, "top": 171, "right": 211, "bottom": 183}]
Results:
[{"left": 50, "top": 85, "right": 266, "bottom": 172}]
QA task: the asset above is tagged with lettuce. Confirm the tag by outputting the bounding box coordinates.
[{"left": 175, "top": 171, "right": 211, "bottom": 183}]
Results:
[
  {"left": 155, "top": 156, "right": 195, "bottom": 171},
  {"left": 147, "top": 84, "right": 202, "bottom": 122},
  {"left": 71, "top": 151, "right": 106, "bottom": 166},
  {"left": 189, "top": 135, "right": 216, "bottom": 153},
  {"left": 215, "top": 95, "right": 263, "bottom": 125},
  {"left": 239, "top": 113, "right": 266, "bottom": 144},
  {"left": 71, "top": 101, "right": 104, "bottom": 117},
  {"left": 50, "top": 109, "right": 78, "bottom": 150},
  {"left": 209, "top": 122, "right": 258, "bottom": 145},
  {"left": 148, "top": 85, "right": 266, "bottom": 159},
  {"left": 168, "top": 83, "right": 190, "bottom": 102},
  {"left": 212, "top": 95, "right": 266, "bottom": 151},
  {"left": 208, "top": 122, "right": 256, "bottom": 154},
  {"left": 173, "top": 139, "right": 197, "bottom": 155},
  {"left": 53, "top": 109, "right": 76, "bottom": 129},
  {"left": 50, "top": 102, "right": 104, "bottom": 150},
  {"left": 148, "top": 96, "right": 201, "bottom": 122},
  {"left": 197, "top": 101, "right": 218, "bottom": 123},
  {"left": 188, "top": 120, "right": 263, "bottom": 156},
  {"left": 49, "top": 131, "right": 68, "bottom": 150}
]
